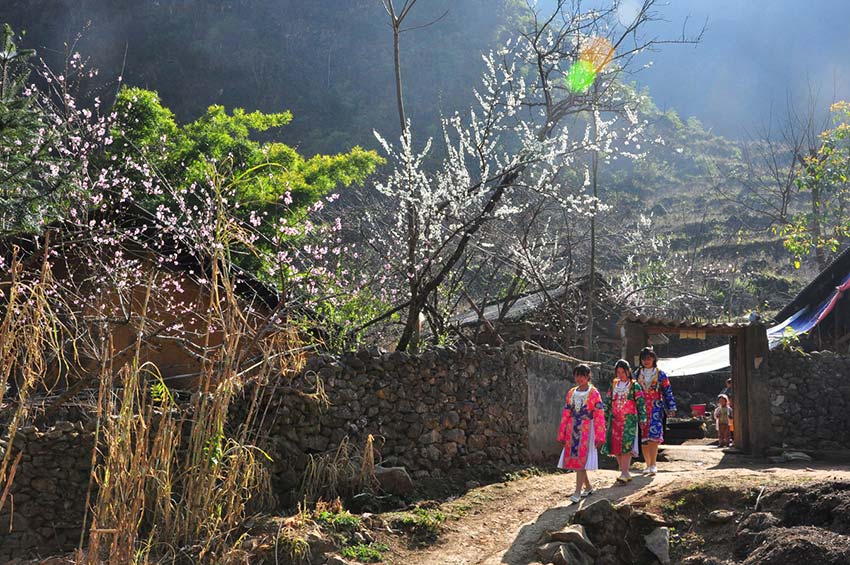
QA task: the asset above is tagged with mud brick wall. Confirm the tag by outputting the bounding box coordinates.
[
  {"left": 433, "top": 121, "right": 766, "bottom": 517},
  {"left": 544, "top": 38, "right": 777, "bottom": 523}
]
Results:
[{"left": 0, "top": 422, "right": 94, "bottom": 562}]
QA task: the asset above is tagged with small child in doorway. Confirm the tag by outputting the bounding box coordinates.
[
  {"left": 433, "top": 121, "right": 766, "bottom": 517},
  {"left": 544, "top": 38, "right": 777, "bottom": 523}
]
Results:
[
  {"left": 557, "top": 364, "right": 606, "bottom": 503},
  {"left": 714, "top": 394, "right": 733, "bottom": 447}
]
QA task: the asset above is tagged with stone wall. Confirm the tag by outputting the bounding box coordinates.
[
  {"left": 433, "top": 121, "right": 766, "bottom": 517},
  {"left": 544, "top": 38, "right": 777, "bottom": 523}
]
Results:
[
  {"left": 235, "top": 342, "right": 577, "bottom": 498},
  {"left": 252, "top": 344, "right": 523, "bottom": 491},
  {"left": 0, "top": 342, "right": 578, "bottom": 559},
  {"left": 757, "top": 349, "right": 850, "bottom": 451},
  {"left": 0, "top": 422, "right": 94, "bottom": 562}
]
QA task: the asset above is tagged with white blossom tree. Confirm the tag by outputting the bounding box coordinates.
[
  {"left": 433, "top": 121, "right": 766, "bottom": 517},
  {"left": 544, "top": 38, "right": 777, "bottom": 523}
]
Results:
[{"left": 361, "top": 0, "right": 700, "bottom": 350}]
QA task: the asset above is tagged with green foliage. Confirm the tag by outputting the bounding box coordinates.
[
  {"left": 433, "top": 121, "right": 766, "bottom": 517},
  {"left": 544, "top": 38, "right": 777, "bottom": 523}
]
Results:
[
  {"left": 148, "top": 380, "right": 171, "bottom": 404},
  {"left": 0, "top": 24, "right": 59, "bottom": 234},
  {"left": 275, "top": 529, "right": 311, "bottom": 564},
  {"left": 778, "top": 326, "right": 806, "bottom": 355},
  {"left": 341, "top": 542, "right": 389, "bottom": 563},
  {"left": 315, "top": 509, "right": 362, "bottom": 533},
  {"left": 112, "top": 87, "right": 178, "bottom": 150},
  {"left": 780, "top": 101, "right": 850, "bottom": 265},
  {"left": 388, "top": 508, "right": 446, "bottom": 541},
  {"left": 0, "top": 23, "right": 35, "bottom": 94},
  {"left": 661, "top": 497, "right": 688, "bottom": 516},
  {"left": 110, "top": 86, "right": 382, "bottom": 220},
  {"left": 202, "top": 432, "right": 226, "bottom": 468},
  {"left": 308, "top": 282, "right": 390, "bottom": 351}
]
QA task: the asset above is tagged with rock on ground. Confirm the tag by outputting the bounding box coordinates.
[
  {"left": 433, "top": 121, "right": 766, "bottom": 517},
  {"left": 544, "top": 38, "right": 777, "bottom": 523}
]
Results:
[
  {"left": 546, "top": 524, "right": 598, "bottom": 557},
  {"left": 706, "top": 509, "right": 736, "bottom": 524},
  {"left": 644, "top": 526, "right": 671, "bottom": 564},
  {"left": 374, "top": 465, "right": 414, "bottom": 496},
  {"left": 552, "top": 542, "right": 594, "bottom": 565}
]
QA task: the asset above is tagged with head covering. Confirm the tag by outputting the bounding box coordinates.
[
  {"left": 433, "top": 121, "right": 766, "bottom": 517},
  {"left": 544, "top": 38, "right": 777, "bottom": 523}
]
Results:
[{"left": 718, "top": 393, "right": 729, "bottom": 402}]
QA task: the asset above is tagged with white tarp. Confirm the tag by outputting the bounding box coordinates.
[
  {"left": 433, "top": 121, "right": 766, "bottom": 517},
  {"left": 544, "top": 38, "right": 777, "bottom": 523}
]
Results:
[{"left": 658, "top": 345, "right": 730, "bottom": 377}]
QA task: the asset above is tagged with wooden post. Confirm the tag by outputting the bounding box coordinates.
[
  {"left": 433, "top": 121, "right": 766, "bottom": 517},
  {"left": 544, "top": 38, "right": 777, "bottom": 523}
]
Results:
[
  {"left": 729, "top": 334, "right": 749, "bottom": 451},
  {"left": 744, "top": 323, "right": 770, "bottom": 455}
]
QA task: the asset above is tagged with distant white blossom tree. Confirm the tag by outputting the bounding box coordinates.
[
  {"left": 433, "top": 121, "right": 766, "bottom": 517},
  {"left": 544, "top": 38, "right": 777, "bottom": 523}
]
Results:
[{"left": 363, "top": 0, "right": 700, "bottom": 350}]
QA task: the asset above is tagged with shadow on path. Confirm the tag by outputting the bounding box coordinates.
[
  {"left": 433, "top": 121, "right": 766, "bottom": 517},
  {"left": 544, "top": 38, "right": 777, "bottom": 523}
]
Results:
[{"left": 496, "top": 474, "right": 654, "bottom": 565}]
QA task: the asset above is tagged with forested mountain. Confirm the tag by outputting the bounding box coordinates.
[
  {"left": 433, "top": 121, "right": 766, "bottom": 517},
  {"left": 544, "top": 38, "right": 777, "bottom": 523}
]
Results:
[
  {"left": 2, "top": 0, "right": 842, "bottom": 345},
  {"left": 0, "top": 0, "right": 522, "bottom": 154}
]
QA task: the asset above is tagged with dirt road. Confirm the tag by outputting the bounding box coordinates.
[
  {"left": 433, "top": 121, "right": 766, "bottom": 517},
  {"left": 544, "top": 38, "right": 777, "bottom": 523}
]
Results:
[{"left": 385, "top": 442, "right": 850, "bottom": 564}]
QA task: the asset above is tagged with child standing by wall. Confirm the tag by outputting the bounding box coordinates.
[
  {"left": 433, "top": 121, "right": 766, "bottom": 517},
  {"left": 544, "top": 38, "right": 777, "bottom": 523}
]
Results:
[
  {"left": 714, "top": 394, "right": 733, "bottom": 447},
  {"left": 635, "top": 347, "right": 677, "bottom": 475},
  {"left": 602, "top": 359, "right": 647, "bottom": 482},
  {"left": 557, "top": 364, "right": 606, "bottom": 503}
]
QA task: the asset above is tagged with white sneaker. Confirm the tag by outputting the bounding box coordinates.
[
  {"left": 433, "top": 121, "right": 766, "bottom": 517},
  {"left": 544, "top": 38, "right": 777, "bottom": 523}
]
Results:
[{"left": 648, "top": 465, "right": 657, "bottom": 475}]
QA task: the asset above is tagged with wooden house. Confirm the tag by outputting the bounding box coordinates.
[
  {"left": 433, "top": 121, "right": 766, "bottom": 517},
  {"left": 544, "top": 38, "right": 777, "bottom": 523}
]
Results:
[
  {"left": 452, "top": 275, "right": 629, "bottom": 359},
  {"left": 0, "top": 220, "right": 293, "bottom": 391}
]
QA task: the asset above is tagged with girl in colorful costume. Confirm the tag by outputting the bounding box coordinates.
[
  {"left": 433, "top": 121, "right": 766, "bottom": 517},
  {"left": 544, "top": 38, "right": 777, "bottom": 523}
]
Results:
[
  {"left": 557, "top": 364, "right": 606, "bottom": 503},
  {"left": 602, "top": 359, "right": 646, "bottom": 482},
  {"left": 634, "top": 347, "right": 676, "bottom": 475}
]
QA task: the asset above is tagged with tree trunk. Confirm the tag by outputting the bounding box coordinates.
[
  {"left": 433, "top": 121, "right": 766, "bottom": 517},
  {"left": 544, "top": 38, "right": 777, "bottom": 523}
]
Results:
[
  {"left": 812, "top": 184, "right": 827, "bottom": 271},
  {"left": 584, "top": 99, "right": 600, "bottom": 360},
  {"left": 396, "top": 294, "right": 424, "bottom": 351},
  {"left": 393, "top": 25, "right": 406, "bottom": 133}
]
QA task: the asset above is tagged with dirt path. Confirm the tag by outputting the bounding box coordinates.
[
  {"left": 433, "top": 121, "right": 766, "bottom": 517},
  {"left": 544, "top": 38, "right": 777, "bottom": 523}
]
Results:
[{"left": 384, "top": 443, "right": 850, "bottom": 564}]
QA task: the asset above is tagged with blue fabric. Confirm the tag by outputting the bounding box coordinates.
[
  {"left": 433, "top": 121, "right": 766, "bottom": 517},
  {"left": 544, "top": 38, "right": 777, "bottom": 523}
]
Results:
[
  {"left": 634, "top": 368, "right": 676, "bottom": 442},
  {"left": 566, "top": 403, "right": 594, "bottom": 458},
  {"left": 767, "top": 266, "right": 850, "bottom": 347}
]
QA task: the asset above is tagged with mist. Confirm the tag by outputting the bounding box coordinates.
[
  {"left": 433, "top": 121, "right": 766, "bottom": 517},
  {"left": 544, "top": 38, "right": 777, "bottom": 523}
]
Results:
[
  {"left": 636, "top": 0, "right": 850, "bottom": 137},
  {"left": 3, "top": 0, "right": 849, "bottom": 147}
]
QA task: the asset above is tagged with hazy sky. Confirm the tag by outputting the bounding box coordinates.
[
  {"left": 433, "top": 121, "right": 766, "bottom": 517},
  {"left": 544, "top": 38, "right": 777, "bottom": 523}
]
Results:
[
  {"left": 632, "top": 0, "right": 850, "bottom": 137},
  {"left": 4, "top": 1, "right": 848, "bottom": 143}
]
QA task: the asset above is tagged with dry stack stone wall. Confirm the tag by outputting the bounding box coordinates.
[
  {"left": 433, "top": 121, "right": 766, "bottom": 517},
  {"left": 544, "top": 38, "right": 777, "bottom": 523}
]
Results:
[
  {"left": 0, "top": 342, "right": 574, "bottom": 560},
  {"left": 236, "top": 343, "right": 537, "bottom": 496},
  {"left": 763, "top": 349, "right": 850, "bottom": 451},
  {"left": 0, "top": 422, "right": 95, "bottom": 561}
]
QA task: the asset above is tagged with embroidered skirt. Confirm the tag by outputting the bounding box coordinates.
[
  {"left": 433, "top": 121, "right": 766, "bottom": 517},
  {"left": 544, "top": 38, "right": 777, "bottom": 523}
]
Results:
[{"left": 557, "top": 425, "right": 598, "bottom": 470}]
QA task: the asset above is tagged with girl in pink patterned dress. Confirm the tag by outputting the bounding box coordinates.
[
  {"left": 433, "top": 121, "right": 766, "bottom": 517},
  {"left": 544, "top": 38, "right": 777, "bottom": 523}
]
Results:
[{"left": 557, "top": 364, "right": 606, "bottom": 503}]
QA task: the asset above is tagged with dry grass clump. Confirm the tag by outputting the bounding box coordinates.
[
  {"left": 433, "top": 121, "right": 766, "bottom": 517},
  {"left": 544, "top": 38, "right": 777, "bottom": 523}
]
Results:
[
  {"left": 0, "top": 248, "right": 67, "bottom": 508},
  {"left": 77, "top": 256, "right": 296, "bottom": 563},
  {"left": 299, "top": 434, "right": 379, "bottom": 505},
  {"left": 1, "top": 240, "right": 309, "bottom": 563}
]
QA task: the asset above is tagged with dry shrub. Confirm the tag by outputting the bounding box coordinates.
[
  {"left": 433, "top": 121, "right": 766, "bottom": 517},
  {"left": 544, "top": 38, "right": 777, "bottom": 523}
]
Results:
[
  {"left": 299, "top": 434, "right": 379, "bottom": 505},
  {"left": 79, "top": 256, "right": 295, "bottom": 563},
  {"left": 0, "top": 248, "right": 68, "bottom": 510}
]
